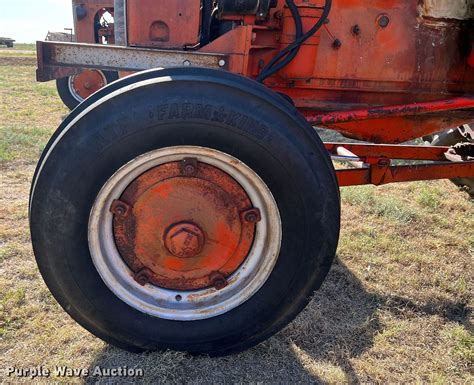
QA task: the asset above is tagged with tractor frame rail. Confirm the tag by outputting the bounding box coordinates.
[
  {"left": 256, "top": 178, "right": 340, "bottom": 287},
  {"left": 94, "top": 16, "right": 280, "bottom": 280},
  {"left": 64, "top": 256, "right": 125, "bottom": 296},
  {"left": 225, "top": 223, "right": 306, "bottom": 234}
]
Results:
[
  {"left": 36, "top": 41, "right": 228, "bottom": 82},
  {"left": 327, "top": 143, "right": 474, "bottom": 187},
  {"left": 305, "top": 98, "right": 474, "bottom": 125}
]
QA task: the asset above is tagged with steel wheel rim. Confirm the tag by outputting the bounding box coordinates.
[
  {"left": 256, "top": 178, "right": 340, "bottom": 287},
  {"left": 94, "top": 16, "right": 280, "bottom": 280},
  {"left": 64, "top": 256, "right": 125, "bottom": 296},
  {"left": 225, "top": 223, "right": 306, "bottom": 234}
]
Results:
[
  {"left": 68, "top": 70, "right": 107, "bottom": 102},
  {"left": 88, "top": 146, "right": 282, "bottom": 321}
]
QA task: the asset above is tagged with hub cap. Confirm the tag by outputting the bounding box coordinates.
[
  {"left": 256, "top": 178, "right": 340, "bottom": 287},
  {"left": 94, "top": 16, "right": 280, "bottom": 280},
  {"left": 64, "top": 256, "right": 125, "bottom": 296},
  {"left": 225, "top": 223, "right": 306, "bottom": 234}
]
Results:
[
  {"left": 89, "top": 147, "right": 281, "bottom": 321},
  {"left": 68, "top": 70, "right": 107, "bottom": 102},
  {"left": 111, "top": 159, "right": 257, "bottom": 290}
]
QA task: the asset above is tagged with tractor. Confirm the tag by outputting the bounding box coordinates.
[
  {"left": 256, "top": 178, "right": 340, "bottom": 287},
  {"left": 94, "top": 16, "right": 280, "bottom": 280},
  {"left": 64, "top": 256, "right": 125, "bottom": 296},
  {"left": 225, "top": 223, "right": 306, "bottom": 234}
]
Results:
[
  {"left": 54, "top": 0, "right": 118, "bottom": 109},
  {"left": 30, "top": 0, "right": 473, "bottom": 356}
]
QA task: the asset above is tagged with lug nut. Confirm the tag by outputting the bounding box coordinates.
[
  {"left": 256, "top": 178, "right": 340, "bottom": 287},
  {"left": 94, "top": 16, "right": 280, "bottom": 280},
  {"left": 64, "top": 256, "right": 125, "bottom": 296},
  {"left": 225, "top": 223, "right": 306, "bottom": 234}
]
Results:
[
  {"left": 181, "top": 157, "right": 198, "bottom": 176},
  {"left": 242, "top": 208, "right": 262, "bottom": 223},
  {"left": 110, "top": 199, "right": 130, "bottom": 217},
  {"left": 134, "top": 268, "right": 152, "bottom": 286},
  {"left": 210, "top": 272, "right": 228, "bottom": 290}
]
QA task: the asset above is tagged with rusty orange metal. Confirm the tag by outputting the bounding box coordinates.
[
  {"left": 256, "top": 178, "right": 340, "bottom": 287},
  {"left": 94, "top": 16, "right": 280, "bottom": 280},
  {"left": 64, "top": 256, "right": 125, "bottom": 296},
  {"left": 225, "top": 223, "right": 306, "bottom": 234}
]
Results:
[
  {"left": 329, "top": 142, "right": 474, "bottom": 187},
  {"left": 70, "top": 69, "right": 107, "bottom": 99},
  {"left": 305, "top": 98, "right": 474, "bottom": 143},
  {"left": 336, "top": 161, "right": 474, "bottom": 187},
  {"left": 199, "top": 0, "right": 474, "bottom": 143},
  {"left": 126, "top": 0, "right": 202, "bottom": 49},
  {"left": 163, "top": 222, "right": 205, "bottom": 258},
  {"left": 72, "top": 0, "right": 114, "bottom": 44},
  {"left": 112, "top": 160, "right": 257, "bottom": 291}
]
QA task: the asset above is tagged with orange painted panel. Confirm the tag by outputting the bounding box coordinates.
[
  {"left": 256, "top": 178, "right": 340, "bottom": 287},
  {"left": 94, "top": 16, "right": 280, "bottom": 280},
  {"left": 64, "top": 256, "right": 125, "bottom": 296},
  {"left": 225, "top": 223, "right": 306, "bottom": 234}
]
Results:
[{"left": 127, "top": 0, "right": 201, "bottom": 49}]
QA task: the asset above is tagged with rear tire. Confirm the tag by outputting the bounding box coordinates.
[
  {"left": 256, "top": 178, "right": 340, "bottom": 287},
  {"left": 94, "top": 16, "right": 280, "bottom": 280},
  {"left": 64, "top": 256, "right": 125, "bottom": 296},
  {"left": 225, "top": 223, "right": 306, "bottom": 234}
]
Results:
[
  {"left": 31, "top": 68, "right": 340, "bottom": 355},
  {"left": 56, "top": 70, "right": 118, "bottom": 110}
]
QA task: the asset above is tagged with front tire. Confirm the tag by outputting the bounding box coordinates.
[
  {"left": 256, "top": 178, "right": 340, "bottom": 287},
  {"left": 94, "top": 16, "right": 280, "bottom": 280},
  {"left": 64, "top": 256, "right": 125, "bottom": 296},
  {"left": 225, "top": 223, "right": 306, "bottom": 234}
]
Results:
[{"left": 31, "top": 68, "right": 340, "bottom": 355}]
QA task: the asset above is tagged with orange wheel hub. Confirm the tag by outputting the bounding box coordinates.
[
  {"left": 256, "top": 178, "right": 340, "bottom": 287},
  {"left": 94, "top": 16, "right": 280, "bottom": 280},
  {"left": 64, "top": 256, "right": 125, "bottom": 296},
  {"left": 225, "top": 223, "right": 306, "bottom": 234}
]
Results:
[
  {"left": 71, "top": 70, "right": 107, "bottom": 99},
  {"left": 111, "top": 158, "right": 258, "bottom": 291}
]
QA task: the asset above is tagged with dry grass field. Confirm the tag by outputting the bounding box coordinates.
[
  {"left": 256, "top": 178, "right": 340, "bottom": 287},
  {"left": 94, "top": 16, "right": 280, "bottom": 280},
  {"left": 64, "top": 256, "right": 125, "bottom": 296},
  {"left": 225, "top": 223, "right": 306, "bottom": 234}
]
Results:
[{"left": 0, "top": 46, "right": 473, "bottom": 384}]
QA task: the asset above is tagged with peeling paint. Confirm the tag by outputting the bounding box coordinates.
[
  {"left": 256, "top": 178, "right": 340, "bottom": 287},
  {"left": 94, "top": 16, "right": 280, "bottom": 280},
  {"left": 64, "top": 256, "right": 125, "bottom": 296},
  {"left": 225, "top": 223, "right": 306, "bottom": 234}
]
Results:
[{"left": 420, "top": 0, "right": 474, "bottom": 20}]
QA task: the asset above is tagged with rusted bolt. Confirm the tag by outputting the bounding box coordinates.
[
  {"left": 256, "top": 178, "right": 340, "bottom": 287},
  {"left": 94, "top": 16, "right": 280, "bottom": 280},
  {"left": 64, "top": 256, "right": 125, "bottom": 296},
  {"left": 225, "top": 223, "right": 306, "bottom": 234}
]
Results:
[
  {"left": 110, "top": 199, "right": 130, "bottom": 217},
  {"left": 164, "top": 222, "right": 205, "bottom": 258},
  {"left": 274, "top": 10, "right": 283, "bottom": 19},
  {"left": 242, "top": 208, "right": 262, "bottom": 223},
  {"left": 181, "top": 157, "right": 198, "bottom": 176},
  {"left": 134, "top": 268, "right": 152, "bottom": 286},
  {"left": 84, "top": 81, "right": 91, "bottom": 89},
  {"left": 352, "top": 25, "right": 361, "bottom": 35},
  {"left": 210, "top": 272, "right": 228, "bottom": 290},
  {"left": 378, "top": 15, "right": 390, "bottom": 28},
  {"left": 332, "top": 38, "right": 342, "bottom": 49}
]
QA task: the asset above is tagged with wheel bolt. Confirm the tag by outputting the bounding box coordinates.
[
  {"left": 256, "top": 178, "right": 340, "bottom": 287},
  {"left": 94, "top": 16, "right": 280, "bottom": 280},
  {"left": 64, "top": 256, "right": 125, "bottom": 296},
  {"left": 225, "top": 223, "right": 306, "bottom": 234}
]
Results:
[
  {"left": 210, "top": 272, "right": 228, "bottom": 290},
  {"left": 184, "top": 164, "right": 196, "bottom": 174},
  {"left": 181, "top": 158, "right": 198, "bottom": 176},
  {"left": 110, "top": 199, "right": 130, "bottom": 217},
  {"left": 242, "top": 208, "right": 262, "bottom": 223},
  {"left": 134, "top": 268, "right": 152, "bottom": 286}
]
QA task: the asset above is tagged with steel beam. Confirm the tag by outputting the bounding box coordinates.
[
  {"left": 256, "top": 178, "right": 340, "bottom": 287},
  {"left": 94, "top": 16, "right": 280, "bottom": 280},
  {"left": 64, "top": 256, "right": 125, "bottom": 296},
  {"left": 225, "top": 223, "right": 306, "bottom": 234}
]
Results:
[
  {"left": 325, "top": 143, "right": 452, "bottom": 161},
  {"left": 335, "top": 161, "right": 474, "bottom": 187},
  {"left": 36, "top": 41, "right": 228, "bottom": 82}
]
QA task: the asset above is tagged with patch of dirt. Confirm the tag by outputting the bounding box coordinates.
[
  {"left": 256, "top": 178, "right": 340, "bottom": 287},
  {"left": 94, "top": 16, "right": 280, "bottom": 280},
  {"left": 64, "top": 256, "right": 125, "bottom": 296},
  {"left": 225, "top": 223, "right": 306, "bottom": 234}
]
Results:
[{"left": 0, "top": 56, "right": 36, "bottom": 67}]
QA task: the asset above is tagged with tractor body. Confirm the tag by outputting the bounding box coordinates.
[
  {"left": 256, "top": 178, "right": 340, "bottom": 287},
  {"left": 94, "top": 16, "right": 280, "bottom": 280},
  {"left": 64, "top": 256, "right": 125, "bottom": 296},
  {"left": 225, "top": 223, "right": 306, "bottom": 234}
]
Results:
[{"left": 39, "top": 0, "right": 474, "bottom": 143}]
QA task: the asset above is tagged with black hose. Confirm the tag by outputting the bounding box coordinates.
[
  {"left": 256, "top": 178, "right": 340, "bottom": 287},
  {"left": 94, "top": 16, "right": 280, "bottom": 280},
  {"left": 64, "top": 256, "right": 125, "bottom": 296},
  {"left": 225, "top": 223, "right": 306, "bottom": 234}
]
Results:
[
  {"left": 257, "top": 0, "right": 302, "bottom": 79},
  {"left": 257, "top": 0, "right": 332, "bottom": 82}
]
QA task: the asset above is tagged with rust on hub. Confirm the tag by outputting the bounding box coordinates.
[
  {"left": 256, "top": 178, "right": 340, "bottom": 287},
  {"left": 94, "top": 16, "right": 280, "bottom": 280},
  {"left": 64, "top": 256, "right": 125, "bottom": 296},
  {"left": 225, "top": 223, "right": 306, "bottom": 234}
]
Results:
[
  {"left": 134, "top": 267, "right": 153, "bottom": 286},
  {"left": 164, "top": 222, "right": 205, "bottom": 258},
  {"left": 110, "top": 199, "right": 130, "bottom": 217},
  {"left": 209, "top": 271, "right": 228, "bottom": 290},
  {"left": 112, "top": 159, "right": 258, "bottom": 291},
  {"left": 71, "top": 69, "right": 106, "bottom": 100}
]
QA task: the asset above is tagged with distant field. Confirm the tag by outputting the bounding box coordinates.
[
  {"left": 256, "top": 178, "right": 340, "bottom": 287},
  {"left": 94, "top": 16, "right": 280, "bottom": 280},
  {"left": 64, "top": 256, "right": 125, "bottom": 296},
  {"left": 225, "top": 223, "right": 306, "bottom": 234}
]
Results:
[
  {"left": 0, "top": 49, "right": 472, "bottom": 383},
  {"left": 0, "top": 43, "right": 35, "bottom": 50}
]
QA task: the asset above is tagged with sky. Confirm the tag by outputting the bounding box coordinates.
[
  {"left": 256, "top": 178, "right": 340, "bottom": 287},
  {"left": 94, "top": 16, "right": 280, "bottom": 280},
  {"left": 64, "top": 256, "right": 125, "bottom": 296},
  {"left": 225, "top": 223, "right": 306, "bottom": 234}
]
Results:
[{"left": 0, "top": 0, "right": 73, "bottom": 43}]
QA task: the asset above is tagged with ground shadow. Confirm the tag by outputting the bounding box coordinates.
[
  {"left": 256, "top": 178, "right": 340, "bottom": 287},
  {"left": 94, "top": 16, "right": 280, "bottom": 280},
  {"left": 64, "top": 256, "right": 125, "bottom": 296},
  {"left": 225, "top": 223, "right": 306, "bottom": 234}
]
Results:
[{"left": 85, "top": 257, "right": 470, "bottom": 384}]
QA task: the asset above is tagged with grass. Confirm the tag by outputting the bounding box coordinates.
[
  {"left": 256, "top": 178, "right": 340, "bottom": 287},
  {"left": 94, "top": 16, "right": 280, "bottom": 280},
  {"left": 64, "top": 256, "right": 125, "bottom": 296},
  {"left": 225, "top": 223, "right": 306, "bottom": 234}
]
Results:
[
  {"left": 0, "top": 43, "right": 36, "bottom": 52},
  {"left": 0, "top": 49, "right": 473, "bottom": 384}
]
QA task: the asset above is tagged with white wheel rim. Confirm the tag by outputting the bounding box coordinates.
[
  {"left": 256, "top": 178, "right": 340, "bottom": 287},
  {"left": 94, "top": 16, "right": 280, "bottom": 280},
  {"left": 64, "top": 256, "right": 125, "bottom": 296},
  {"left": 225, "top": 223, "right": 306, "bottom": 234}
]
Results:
[{"left": 88, "top": 146, "right": 282, "bottom": 321}]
